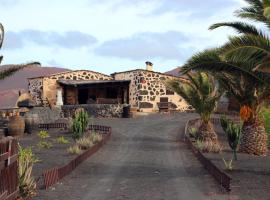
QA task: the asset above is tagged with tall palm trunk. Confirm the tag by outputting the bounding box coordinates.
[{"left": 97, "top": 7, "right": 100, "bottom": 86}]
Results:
[
  {"left": 240, "top": 118, "right": 268, "bottom": 156},
  {"left": 198, "top": 120, "right": 219, "bottom": 143}
]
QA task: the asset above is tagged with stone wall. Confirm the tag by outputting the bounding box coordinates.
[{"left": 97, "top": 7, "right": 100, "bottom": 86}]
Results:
[
  {"left": 62, "top": 104, "right": 124, "bottom": 118},
  {"left": 28, "top": 78, "right": 43, "bottom": 106},
  {"left": 29, "top": 70, "right": 112, "bottom": 106},
  {"left": 24, "top": 107, "right": 63, "bottom": 123},
  {"left": 114, "top": 70, "right": 190, "bottom": 112}
]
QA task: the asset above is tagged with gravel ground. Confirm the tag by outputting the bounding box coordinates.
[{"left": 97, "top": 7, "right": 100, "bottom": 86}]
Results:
[
  {"left": 33, "top": 113, "right": 232, "bottom": 200},
  {"left": 204, "top": 124, "right": 270, "bottom": 200}
]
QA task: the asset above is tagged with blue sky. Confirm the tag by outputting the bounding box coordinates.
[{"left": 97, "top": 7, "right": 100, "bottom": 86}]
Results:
[{"left": 0, "top": 0, "right": 245, "bottom": 74}]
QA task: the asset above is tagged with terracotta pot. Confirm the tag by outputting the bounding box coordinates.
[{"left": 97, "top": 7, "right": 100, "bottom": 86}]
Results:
[{"left": 8, "top": 115, "right": 25, "bottom": 137}]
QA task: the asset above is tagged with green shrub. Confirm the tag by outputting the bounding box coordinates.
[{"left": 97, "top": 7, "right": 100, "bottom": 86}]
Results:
[
  {"left": 18, "top": 145, "right": 38, "bottom": 198},
  {"left": 220, "top": 116, "right": 242, "bottom": 160},
  {"left": 195, "top": 139, "right": 222, "bottom": 153},
  {"left": 37, "top": 130, "right": 50, "bottom": 139},
  {"left": 195, "top": 139, "right": 204, "bottom": 150},
  {"left": 67, "top": 144, "right": 82, "bottom": 154},
  {"left": 88, "top": 132, "right": 103, "bottom": 144},
  {"left": 56, "top": 136, "right": 69, "bottom": 144},
  {"left": 188, "top": 127, "right": 198, "bottom": 138},
  {"left": 77, "top": 137, "right": 93, "bottom": 150},
  {"left": 37, "top": 141, "right": 53, "bottom": 149},
  {"left": 222, "top": 158, "right": 233, "bottom": 171},
  {"left": 72, "top": 109, "right": 89, "bottom": 140},
  {"left": 262, "top": 107, "right": 270, "bottom": 147}
]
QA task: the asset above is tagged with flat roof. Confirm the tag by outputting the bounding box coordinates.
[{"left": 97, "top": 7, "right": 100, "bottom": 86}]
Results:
[
  {"left": 111, "top": 68, "right": 182, "bottom": 79},
  {"left": 28, "top": 69, "right": 111, "bottom": 79},
  {"left": 58, "top": 79, "right": 130, "bottom": 86}
]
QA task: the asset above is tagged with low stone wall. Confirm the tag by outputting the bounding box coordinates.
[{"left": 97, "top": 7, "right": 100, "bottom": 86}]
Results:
[
  {"left": 62, "top": 104, "right": 125, "bottom": 118},
  {"left": 24, "top": 107, "right": 63, "bottom": 133}
]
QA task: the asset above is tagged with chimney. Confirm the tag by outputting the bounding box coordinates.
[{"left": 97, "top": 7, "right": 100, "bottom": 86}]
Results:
[{"left": 145, "top": 61, "right": 153, "bottom": 71}]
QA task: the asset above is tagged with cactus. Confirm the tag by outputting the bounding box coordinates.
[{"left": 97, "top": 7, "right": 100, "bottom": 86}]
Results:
[{"left": 72, "top": 109, "right": 89, "bottom": 139}]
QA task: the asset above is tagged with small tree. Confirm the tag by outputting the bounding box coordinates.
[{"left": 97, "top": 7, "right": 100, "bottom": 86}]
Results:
[{"left": 167, "top": 72, "right": 222, "bottom": 143}]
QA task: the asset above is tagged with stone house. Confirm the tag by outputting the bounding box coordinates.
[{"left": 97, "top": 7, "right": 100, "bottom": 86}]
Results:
[{"left": 28, "top": 62, "right": 190, "bottom": 114}]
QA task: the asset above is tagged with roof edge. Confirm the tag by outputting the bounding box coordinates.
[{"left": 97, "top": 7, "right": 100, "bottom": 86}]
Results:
[
  {"left": 28, "top": 69, "right": 111, "bottom": 80},
  {"left": 111, "top": 68, "right": 182, "bottom": 79}
]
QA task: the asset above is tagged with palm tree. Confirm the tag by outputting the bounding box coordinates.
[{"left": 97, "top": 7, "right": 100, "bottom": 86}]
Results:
[
  {"left": 167, "top": 72, "right": 221, "bottom": 143},
  {"left": 181, "top": 49, "right": 270, "bottom": 156},
  {"left": 208, "top": 0, "right": 270, "bottom": 74},
  {"left": 0, "top": 23, "right": 29, "bottom": 80}
]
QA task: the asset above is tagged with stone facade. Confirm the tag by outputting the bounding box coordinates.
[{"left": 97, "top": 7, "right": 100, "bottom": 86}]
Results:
[
  {"left": 28, "top": 68, "right": 190, "bottom": 113},
  {"left": 28, "top": 78, "right": 43, "bottom": 105},
  {"left": 29, "top": 70, "right": 112, "bottom": 106},
  {"left": 62, "top": 104, "right": 124, "bottom": 118},
  {"left": 113, "top": 69, "right": 190, "bottom": 112}
]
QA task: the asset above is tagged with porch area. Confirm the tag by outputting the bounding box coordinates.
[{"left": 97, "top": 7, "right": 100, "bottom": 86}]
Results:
[{"left": 58, "top": 80, "right": 130, "bottom": 105}]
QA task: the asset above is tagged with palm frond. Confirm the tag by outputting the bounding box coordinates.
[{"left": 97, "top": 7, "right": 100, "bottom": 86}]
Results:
[
  {"left": 220, "top": 34, "right": 270, "bottom": 70},
  {"left": 0, "top": 65, "right": 28, "bottom": 80},
  {"left": 235, "top": 0, "right": 270, "bottom": 28},
  {"left": 0, "top": 23, "right": 4, "bottom": 49},
  {"left": 209, "top": 22, "right": 263, "bottom": 35},
  {"left": 166, "top": 72, "right": 220, "bottom": 121},
  {"left": 181, "top": 49, "right": 266, "bottom": 83}
]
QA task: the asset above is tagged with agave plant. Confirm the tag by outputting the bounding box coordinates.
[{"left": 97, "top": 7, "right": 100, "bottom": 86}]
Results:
[
  {"left": 18, "top": 145, "right": 38, "bottom": 198},
  {"left": 167, "top": 72, "right": 222, "bottom": 143},
  {"left": 221, "top": 116, "right": 242, "bottom": 160}
]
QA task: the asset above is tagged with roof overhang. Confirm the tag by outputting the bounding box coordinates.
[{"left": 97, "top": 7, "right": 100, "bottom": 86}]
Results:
[{"left": 57, "top": 79, "right": 131, "bottom": 87}]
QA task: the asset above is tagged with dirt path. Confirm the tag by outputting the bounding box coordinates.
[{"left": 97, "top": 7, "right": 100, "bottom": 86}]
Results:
[{"left": 35, "top": 113, "right": 231, "bottom": 200}]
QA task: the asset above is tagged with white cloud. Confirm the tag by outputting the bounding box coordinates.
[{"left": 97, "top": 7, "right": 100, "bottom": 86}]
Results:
[
  {"left": 3, "top": 30, "right": 97, "bottom": 50},
  {"left": 0, "top": 0, "right": 246, "bottom": 73}
]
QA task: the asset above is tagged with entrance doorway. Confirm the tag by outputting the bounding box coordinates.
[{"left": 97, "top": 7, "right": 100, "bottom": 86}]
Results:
[{"left": 78, "top": 89, "right": 88, "bottom": 104}]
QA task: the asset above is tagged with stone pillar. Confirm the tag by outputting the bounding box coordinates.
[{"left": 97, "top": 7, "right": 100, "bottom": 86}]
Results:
[{"left": 56, "top": 89, "right": 63, "bottom": 106}]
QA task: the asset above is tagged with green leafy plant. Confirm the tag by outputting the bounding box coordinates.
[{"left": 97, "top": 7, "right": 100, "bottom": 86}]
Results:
[
  {"left": 67, "top": 144, "right": 82, "bottom": 155},
  {"left": 56, "top": 136, "right": 69, "bottom": 144},
  {"left": 222, "top": 158, "right": 233, "bottom": 171},
  {"left": 37, "top": 130, "right": 50, "bottom": 139},
  {"left": 37, "top": 141, "right": 53, "bottom": 149},
  {"left": 195, "top": 140, "right": 204, "bottom": 150},
  {"left": 188, "top": 127, "right": 198, "bottom": 138},
  {"left": 18, "top": 145, "right": 38, "bottom": 198},
  {"left": 72, "top": 109, "right": 89, "bottom": 140},
  {"left": 195, "top": 139, "right": 222, "bottom": 153},
  {"left": 221, "top": 116, "right": 242, "bottom": 160}
]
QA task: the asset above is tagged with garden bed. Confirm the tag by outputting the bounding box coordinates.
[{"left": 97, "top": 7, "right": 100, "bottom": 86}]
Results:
[
  {"left": 19, "top": 127, "right": 111, "bottom": 189},
  {"left": 186, "top": 118, "right": 270, "bottom": 199}
]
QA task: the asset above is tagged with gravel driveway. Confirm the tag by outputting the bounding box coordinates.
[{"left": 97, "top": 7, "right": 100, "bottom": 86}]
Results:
[{"left": 35, "top": 113, "right": 232, "bottom": 200}]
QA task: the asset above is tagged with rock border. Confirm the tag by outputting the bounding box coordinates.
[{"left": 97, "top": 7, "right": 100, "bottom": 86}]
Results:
[{"left": 184, "top": 118, "right": 232, "bottom": 191}]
